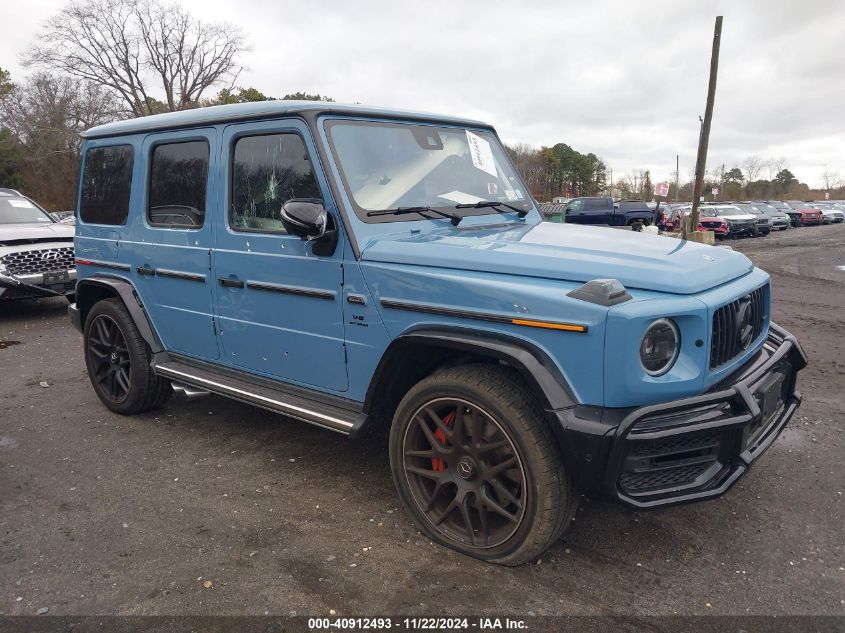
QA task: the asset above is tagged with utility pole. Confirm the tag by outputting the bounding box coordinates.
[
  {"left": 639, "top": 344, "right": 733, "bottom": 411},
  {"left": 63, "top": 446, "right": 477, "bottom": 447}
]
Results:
[
  {"left": 675, "top": 154, "right": 680, "bottom": 202},
  {"left": 686, "top": 16, "right": 723, "bottom": 242}
]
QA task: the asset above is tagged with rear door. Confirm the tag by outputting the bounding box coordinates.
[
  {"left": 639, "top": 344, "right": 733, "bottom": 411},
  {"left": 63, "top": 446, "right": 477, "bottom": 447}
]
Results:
[
  {"left": 211, "top": 119, "right": 348, "bottom": 392},
  {"left": 129, "top": 129, "right": 219, "bottom": 360}
]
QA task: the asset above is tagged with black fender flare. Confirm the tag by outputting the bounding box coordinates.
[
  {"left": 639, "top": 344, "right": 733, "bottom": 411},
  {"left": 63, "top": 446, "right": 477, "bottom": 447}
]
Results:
[
  {"left": 75, "top": 276, "right": 163, "bottom": 353},
  {"left": 363, "top": 326, "right": 578, "bottom": 414}
]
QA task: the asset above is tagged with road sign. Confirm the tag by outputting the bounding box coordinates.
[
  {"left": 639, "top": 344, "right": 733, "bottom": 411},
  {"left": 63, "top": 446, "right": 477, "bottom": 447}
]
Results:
[
  {"left": 711, "top": 186, "right": 719, "bottom": 195},
  {"left": 655, "top": 182, "right": 670, "bottom": 197}
]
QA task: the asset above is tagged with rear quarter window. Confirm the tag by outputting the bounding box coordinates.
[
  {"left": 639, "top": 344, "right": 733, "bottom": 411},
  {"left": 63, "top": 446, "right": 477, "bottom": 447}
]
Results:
[
  {"left": 148, "top": 140, "right": 209, "bottom": 228},
  {"left": 79, "top": 145, "right": 134, "bottom": 225}
]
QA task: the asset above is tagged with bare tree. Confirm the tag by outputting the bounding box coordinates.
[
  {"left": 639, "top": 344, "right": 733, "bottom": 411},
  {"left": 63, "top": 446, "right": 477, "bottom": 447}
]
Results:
[
  {"left": 24, "top": 0, "right": 248, "bottom": 117},
  {"left": 0, "top": 73, "right": 121, "bottom": 207},
  {"left": 765, "top": 157, "right": 786, "bottom": 181},
  {"left": 820, "top": 166, "right": 840, "bottom": 192},
  {"left": 742, "top": 155, "right": 764, "bottom": 182}
]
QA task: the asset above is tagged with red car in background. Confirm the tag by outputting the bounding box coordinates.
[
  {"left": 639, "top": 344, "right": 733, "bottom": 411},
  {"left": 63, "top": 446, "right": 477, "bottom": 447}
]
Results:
[
  {"left": 662, "top": 205, "right": 727, "bottom": 235},
  {"left": 796, "top": 207, "right": 824, "bottom": 226},
  {"left": 698, "top": 208, "right": 730, "bottom": 236}
]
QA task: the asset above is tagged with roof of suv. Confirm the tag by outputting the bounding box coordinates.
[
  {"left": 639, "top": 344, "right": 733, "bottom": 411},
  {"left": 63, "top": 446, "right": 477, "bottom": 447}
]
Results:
[{"left": 83, "top": 101, "right": 490, "bottom": 140}]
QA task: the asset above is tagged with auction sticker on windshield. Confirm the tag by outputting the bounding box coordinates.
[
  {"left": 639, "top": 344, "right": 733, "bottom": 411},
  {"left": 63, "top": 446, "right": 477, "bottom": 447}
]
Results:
[
  {"left": 8, "top": 200, "right": 35, "bottom": 208},
  {"left": 466, "top": 130, "right": 497, "bottom": 177}
]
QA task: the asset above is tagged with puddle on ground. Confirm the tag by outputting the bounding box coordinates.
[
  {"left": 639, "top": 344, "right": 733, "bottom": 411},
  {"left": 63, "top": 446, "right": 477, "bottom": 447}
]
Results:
[
  {"left": 0, "top": 340, "right": 21, "bottom": 350},
  {"left": 0, "top": 436, "right": 18, "bottom": 449}
]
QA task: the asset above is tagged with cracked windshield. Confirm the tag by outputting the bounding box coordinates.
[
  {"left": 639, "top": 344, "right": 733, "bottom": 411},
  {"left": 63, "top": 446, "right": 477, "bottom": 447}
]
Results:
[{"left": 327, "top": 121, "right": 532, "bottom": 219}]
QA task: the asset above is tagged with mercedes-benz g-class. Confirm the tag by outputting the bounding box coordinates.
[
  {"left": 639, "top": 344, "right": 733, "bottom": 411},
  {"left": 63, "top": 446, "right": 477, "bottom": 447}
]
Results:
[{"left": 69, "top": 102, "right": 806, "bottom": 565}]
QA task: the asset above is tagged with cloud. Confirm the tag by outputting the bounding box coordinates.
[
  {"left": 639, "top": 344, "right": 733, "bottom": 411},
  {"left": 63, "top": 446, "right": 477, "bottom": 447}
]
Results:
[{"left": 4, "top": 0, "right": 842, "bottom": 187}]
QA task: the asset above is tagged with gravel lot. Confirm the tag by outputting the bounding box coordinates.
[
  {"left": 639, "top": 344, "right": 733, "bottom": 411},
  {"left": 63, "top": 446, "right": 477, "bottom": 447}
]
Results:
[{"left": 1, "top": 223, "right": 843, "bottom": 617}]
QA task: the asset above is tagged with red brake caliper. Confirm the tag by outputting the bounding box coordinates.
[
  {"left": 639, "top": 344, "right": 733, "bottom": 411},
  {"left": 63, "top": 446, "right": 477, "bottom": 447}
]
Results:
[{"left": 431, "top": 410, "right": 456, "bottom": 473}]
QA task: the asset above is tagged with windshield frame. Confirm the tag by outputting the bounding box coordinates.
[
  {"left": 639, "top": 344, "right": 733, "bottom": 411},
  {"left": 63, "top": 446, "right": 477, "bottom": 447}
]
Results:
[
  {"left": 0, "top": 196, "right": 56, "bottom": 225},
  {"left": 323, "top": 118, "right": 535, "bottom": 224}
]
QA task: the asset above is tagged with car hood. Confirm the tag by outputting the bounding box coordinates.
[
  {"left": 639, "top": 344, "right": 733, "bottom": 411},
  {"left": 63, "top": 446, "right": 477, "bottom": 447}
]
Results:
[
  {"left": 361, "top": 221, "right": 754, "bottom": 295},
  {"left": 0, "top": 222, "right": 74, "bottom": 244},
  {"left": 720, "top": 214, "right": 756, "bottom": 221}
]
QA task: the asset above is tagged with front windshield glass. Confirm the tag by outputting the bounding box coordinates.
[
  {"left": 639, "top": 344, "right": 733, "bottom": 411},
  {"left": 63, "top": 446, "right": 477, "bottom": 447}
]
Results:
[
  {"left": 0, "top": 197, "right": 53, "bottom": 225},
  {"left": 326, "top": 120, "right": 533, "bottom": 222}
]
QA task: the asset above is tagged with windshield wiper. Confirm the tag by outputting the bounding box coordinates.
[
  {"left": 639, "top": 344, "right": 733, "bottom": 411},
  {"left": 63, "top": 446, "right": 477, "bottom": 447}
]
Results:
[
  {"left": 367, "top": 206, "right": 463, "bottom": 226},
  {"left": 453, "top": 200, "right": 528, "bottom": 218}
]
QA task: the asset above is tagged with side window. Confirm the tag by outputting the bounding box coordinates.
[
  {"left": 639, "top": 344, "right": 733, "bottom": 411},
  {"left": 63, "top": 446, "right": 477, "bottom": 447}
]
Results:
[
  {"left": 567, "top": 199, "right": 583, "bottom": 212},
  {"left": 230, "top": 133, "right": 321, "bottom": 233},
  {"left": 79, "top": 145, "right": 134, "bottom": 225},
  {"left": 585, "top": 198, "right": 606, "bottom": 211},
  {"left": 148, "top": 140, "right": 209, "bottom": 228}
]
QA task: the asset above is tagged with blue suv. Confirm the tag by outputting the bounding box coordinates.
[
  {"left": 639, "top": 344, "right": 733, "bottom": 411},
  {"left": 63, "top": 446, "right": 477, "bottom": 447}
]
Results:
[{"left": 69, "top": 101, "right": 806, "bottom": 565}]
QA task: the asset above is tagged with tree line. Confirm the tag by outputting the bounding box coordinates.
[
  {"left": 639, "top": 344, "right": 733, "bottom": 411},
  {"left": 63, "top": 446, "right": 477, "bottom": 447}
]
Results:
[{"left": 1, "top": 0, "right": 841, "bottom": 210}]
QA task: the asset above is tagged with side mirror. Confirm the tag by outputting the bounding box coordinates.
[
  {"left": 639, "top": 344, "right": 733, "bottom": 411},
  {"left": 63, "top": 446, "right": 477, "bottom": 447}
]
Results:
[
  {"left": 280, "top": 199, "right": 327, "bottom": 238},
  {"left": 279, "top": 199, "right": 338, "bottom": 256}
]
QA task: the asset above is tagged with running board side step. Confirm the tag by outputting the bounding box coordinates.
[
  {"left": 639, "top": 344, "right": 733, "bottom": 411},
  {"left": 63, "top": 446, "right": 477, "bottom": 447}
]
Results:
[{"left": 153, "top": 359, "right": 364, "bottom": 435}]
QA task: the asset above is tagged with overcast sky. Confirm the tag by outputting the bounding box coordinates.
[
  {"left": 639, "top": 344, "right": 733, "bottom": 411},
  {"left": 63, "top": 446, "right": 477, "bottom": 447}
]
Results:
[{"left": 3, "top": 0, "right": 843, "bottom": 187}]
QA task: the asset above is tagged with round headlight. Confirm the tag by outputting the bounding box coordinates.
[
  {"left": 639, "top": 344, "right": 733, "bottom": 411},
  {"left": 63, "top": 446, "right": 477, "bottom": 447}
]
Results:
[{"left": 640, "top": 318, "right": 680, "bottom": 376}]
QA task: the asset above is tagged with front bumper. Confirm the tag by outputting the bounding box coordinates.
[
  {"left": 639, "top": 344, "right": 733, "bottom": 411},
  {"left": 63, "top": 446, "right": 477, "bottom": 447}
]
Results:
[
  {"left": 727, "top": 221, "right": 756, "bottom": 237},
  {"left": 0, "top": 268, "right": 77, "bottom": 300},
  {"left": 555, "top": 323, "right": 806, "bottom": 510}
]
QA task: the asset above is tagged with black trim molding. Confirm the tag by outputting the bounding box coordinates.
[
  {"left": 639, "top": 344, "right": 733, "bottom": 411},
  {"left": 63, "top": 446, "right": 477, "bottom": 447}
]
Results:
[
  {"left": 247, "top": 280, "right": 335, "bottom": 300},
  {"left": 156, "top": 269, "right": 206, "bottom": 283},
  {"left": 76, "top": 259, "right": 131, "bottom": 272}
]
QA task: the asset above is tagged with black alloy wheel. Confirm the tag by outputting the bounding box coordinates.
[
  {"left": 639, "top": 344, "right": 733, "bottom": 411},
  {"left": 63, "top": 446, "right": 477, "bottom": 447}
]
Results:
[
  {"left": 390, "top": 364, "right": 576, "bottom": 565},
  {"left": 402, "top": 398, "right": 526, "bottom": 549},
  {"left": 87, "top": 313, "right": 132, "bottom": 404},
  {"left": 83, "top": 298, "right": 172, "bottom": 414}
]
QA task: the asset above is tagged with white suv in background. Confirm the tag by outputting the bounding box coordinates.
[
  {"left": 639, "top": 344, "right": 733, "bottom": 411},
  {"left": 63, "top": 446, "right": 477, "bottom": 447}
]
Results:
[{"left": 0, "top": 189, "right": 76, "bottom": 302}]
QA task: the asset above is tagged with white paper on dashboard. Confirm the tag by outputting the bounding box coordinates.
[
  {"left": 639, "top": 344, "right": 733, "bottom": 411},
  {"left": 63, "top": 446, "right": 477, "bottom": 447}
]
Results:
[
  {"left": 8, "top": 199, "right": 35, "bottom": 208},
  {"left": 465, "top": 130, "right": 498, "bottom": 177},
  {"left": 437, "top": 190, "right": 486, "bottom": 205}
]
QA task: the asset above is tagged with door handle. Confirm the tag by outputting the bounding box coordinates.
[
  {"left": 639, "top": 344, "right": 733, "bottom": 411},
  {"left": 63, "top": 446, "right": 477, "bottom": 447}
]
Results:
[
  {"left": 217, "top": 277, "right": 244, "bottom": 288},
  {"left": 136, "top": 266, "right": 156, "bottom": 276}
]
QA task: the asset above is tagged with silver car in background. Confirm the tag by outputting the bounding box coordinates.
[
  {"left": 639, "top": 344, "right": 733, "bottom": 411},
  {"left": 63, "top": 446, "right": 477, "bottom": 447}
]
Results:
[{"left": 0, "top": 190, "right": 76, "bottom": 302}]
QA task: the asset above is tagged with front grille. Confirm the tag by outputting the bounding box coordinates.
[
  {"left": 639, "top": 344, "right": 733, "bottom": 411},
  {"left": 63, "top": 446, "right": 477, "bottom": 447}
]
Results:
[
  {"left": 1, "top": 247, "right": 74, "bottom": 276},
  {"left": 710, "top": 285, "right": 766, "bottom": 369},
  {"left": 701, "top": 221, "right": 722, "bottom": 228}
]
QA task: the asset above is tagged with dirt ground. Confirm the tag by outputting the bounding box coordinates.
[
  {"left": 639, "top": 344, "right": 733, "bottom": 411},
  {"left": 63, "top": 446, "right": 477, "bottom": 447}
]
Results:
[{"left": 1, "top": 223, "right": 843, "bottom": 617}]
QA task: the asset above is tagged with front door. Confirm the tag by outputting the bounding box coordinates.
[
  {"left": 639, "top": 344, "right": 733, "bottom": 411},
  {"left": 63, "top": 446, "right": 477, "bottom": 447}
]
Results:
[{"left": 212, "top": 119, "right": 348, "bottom": 392}]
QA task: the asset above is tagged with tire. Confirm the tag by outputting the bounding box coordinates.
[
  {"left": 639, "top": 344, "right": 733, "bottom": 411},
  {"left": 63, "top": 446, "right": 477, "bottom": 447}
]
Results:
[
  {"left": 389, "top": 363, "right": 576, "bottom": 566},
  {"left": 83, "top": 298, "right": 172, "bottom": 414}
]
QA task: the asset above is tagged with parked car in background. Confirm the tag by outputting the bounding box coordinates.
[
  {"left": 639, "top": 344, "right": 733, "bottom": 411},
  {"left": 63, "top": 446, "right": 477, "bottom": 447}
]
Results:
[
  {"left": 563, "top": 197, "right": 653, "bottom": 229},
  {"left": 765, "top": 200, "right": 797, "bottom": 226},
  {"left": 750, "top": 202, "right": 790, "bottom": 230},
  {"left": 811, "top": 202, "right": 844, "bottom": 224},
  {"left": 734, "top": 203, "right": 773, "bottom": 236},
  {"left": 702, "top": 204, "right": 757, "bottom": 238},
  {"left": 697, "top": 207, "right": 730, "bottom": 236},
  {"left": 0, "top": 191, "right": 76, "bottom": 302},
  {"left": 788, "top": 205, "right": 824, "bottom": 226}
]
